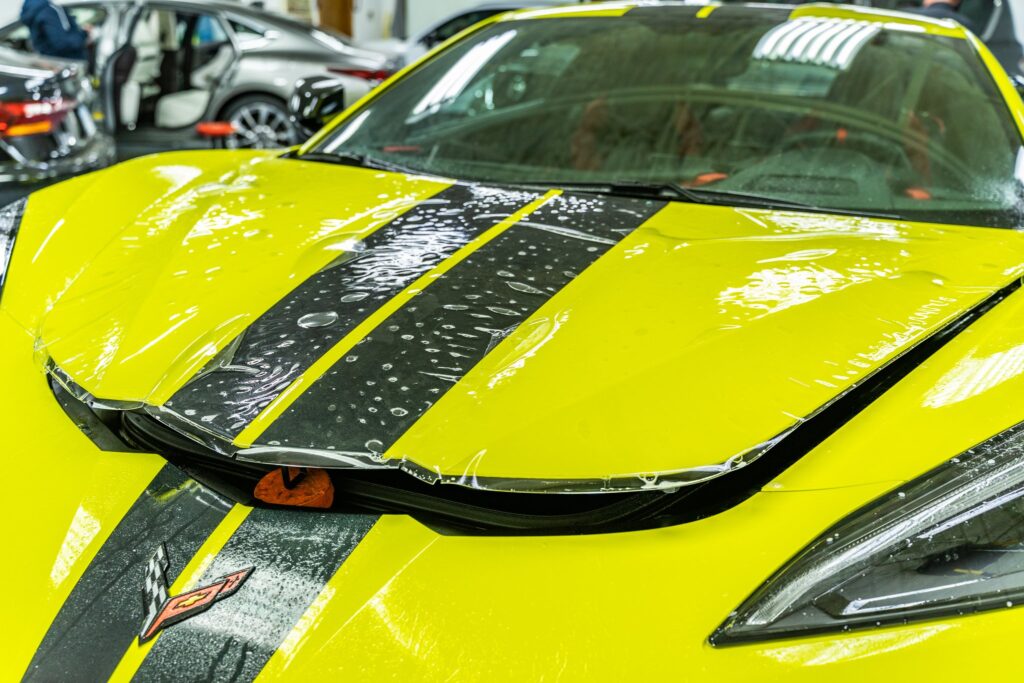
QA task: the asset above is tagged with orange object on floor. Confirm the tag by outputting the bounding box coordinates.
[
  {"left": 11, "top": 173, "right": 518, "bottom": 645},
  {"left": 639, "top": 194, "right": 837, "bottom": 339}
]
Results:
[
  {"left": 254, "top": 467, "right": 335, "bottom": 509},
  {"left": 196, "top": 121, "right": 236, "bottom": 138}
]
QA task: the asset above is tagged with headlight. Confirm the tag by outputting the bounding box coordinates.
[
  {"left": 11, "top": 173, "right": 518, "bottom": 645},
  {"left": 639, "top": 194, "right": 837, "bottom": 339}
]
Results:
[
  {"left": 0, "top": 198, "right": 26, "bottom": 299},
  {"left": 712, "top": 421, "right": 1024, "bottom": 645}
]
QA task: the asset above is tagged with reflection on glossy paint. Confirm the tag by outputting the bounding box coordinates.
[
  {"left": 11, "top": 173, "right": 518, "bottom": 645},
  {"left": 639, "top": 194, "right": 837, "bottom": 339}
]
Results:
[
  {"left": 757, "top": 248, "right": 837, "bottom": 263},
  {"left": 276, "top": 584, "right": 335, "bottom": 661},
  {"left": 30, "top": 219, "right": 64, "bottom": 265},
  {"left": 717, "top": 260, "right": 898, "bottom": 319},
  {"left": 486, "top": 312, "right": 569, "bottom": 389},
  {"left": 368, "top": 593, "right": 419, "bottom": 655},
  {"left": 859, "top": 295, "right": 957, "bottom": 363},
  {"left": 761, "top": 211, "right": 908, "bottom": 238},
  {"left": 184, "top": 207, "right": 265, "bottom": 244},
  {"left": 410, "top": 30, "right": 518, "bottom": 118},
  {"left": 322, "top": 110, "right": 371, "bottom": 153},
  {"left": 924, "top": 343, "right": 1024, "bottom": 408},
  {"left": 152, "top": 165, "right": 204, "bottom": 193},
  {"left": 759, "top": 624, "right": 952, "bottom": 666},
  {"left": 49, "top": 505, "right": 100, "bottom": 587}
]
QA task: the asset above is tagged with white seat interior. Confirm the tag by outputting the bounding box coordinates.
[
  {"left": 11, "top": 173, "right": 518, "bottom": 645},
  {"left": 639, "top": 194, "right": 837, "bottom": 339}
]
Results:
[
  {"left": 154, "top": 44, "right": 234, "bottom": 129},
  {"left": 120, "top": 11, "right": 161, "bottom": 128}
]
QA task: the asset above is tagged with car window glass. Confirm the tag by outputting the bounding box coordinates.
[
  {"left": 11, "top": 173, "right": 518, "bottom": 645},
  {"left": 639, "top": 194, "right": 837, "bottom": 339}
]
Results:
[
  {"left": 229, "top": 19, "right": 267, "bottom": 46},
  {"left": 318, "top": 14, "right": 1024, "bottom": 229},
  {"left": 0, "top": 22, "right": 31, "bottom": 52},
  {"left": 194, "top": 14, "right": 229, "bottom": 46}
]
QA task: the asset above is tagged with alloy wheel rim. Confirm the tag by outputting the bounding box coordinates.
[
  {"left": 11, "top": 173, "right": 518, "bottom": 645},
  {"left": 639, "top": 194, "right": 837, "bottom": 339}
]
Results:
[{"left": 228, "top": 103, "right": 295, "bottom": 149}]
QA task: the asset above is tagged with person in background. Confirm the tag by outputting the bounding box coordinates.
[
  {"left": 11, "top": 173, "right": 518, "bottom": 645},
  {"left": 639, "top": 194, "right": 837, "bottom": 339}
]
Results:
[
  {"left": 909, "top": 0, "right": 978, "bottom": 34},
  {"left": 20, "top": 0, "right": 91, "bottom": 61}
]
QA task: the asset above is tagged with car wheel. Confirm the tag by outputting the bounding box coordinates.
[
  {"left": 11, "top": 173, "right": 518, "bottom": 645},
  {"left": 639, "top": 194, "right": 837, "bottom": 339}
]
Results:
[{"left": 223, "top": 96, "right": 298, "bottom": 149}]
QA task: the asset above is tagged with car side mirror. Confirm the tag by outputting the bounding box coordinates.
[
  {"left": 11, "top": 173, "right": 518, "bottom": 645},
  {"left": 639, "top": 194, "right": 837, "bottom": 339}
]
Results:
[{"left": 288, "top": 76, "right": 347, "bottom": 140}]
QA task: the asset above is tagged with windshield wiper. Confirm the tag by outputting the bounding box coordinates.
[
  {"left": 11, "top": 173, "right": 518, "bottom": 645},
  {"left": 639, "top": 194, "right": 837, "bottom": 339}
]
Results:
[
  {"left": 297, "top": 150, "right": 423, "bottom": 176},
  {"left": 525, "top": 181, "right": 896, "bottom": 218},
  {"left": 529, "top": 180, "right": 703, "bottom": 203},
  {"left": 685, "top": 186, "right": 899, "bottom": 218}
]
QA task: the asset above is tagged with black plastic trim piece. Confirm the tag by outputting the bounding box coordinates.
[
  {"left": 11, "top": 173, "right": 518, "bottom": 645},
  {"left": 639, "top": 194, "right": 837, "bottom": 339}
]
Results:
[{"left": 50, "top": 376, "right": 140, "bottom": 452}]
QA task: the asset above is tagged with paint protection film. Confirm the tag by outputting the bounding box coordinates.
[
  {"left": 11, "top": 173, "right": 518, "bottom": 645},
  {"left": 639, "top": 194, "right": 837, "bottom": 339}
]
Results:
[
  {"left": 33, "top": 177, "right": 1024, "bottom": 496},
  {"left": 164, "top": 183, "right": 542, "bottom": 442},
  {"left": 23, "top": 145, "right": 1024, "bottom": 496}
]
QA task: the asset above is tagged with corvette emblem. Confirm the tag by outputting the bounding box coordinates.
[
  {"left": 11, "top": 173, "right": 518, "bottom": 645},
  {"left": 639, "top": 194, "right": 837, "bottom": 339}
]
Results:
[{"left": 139, "top": 544, "right": 253, "bottom": 644}]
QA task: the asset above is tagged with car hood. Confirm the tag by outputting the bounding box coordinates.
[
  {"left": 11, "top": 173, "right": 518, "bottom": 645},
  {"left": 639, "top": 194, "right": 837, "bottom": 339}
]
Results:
[{"left": 11, "top": 150, "right": 1024, "bottom": 490}]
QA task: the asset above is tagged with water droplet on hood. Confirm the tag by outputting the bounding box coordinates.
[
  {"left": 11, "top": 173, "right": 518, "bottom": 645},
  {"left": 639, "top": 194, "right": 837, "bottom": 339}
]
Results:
[
  {"left": 507, "top": 281, "right": 545, "bottom": 295},
  {"left": 487, "top": 306, "right": 519, "bottom": 316},
  {"left": 298, "top": 311, "right": 339, "bottom": 329}
]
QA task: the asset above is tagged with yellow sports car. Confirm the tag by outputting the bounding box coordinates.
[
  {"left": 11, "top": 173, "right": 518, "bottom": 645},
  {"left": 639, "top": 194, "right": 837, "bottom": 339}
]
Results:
[{"left": 5, "top": 2, "right": 1024, "bottom": 680}]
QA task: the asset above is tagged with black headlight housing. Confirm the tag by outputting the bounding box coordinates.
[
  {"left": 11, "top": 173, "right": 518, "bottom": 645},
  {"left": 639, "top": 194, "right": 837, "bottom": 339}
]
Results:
[{"left": 713, "top": 420, "right": 1024, "bottom": 645}]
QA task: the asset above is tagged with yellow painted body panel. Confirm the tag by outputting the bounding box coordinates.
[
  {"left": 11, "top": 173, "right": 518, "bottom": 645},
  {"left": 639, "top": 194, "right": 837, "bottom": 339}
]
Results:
[
  {"left": 0, "top": 312, "right": 166, "bottom": 681},
  {"left": 246, "top": 293, "right": 1024, "bottom": 682},
  {"left": 777, "top": 285, "right": 1024, "bottom": 490},
  {"left": 8, "top": 288, "right": 1024, "bottom": 680},
  {"left": 389, "top": 207, "right": 1024, "bottom": 480},
  {"left": 502, "top": 3, "right": 635, "bottom": 19},
  {"left": 11, "top": 155, "right": 1024, "bottom": 482},
  {"left": 245, "top": 486, "right": 1024, "bottom": 681}
]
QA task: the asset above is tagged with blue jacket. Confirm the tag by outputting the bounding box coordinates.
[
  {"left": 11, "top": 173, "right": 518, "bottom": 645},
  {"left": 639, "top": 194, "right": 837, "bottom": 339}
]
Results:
[{"left": 20, "top": 0, "right": 88, "bottom": 61}]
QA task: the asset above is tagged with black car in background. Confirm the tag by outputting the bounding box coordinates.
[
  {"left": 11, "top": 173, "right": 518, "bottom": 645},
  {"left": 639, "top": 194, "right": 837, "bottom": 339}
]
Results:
[{"left": 0, "top": 47, "right": 114, "bottom": 203}]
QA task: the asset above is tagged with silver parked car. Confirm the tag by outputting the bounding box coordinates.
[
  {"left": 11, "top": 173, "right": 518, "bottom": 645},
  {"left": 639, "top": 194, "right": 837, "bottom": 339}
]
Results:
[{"left": 0, "top": 0, "right": 391, "bottom": 153}]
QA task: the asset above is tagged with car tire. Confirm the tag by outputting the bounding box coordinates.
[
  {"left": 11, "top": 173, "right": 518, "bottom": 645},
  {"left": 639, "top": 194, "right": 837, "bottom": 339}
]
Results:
[{"left": 222, "top": 95, "right": 298, "bottom": 150}]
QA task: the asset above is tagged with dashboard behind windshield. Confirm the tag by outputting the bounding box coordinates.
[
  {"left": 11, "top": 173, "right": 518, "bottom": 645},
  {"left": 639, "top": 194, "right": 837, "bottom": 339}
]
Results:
[{"left": 310, "top": 9, "right": 1024, "bottom": 228}]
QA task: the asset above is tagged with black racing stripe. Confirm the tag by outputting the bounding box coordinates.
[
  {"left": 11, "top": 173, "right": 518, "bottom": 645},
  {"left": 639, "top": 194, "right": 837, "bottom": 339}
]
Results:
[
  {"left": 258, "top": 192, "right": 664, "bottom": 453},
  {"left": 22, "top": 466, "right": 231, "bottom": 683},
  {"left": 132, "top": 509, "right": 378, "bottom": 683},
  {"left": 166, "top": 184, "right": 541, "bottom": 440}
]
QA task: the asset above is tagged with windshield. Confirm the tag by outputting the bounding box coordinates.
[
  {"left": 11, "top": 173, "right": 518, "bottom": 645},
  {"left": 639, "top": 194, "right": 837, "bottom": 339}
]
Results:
[{"left": 309, "top": 9, "right": 1024, "bottom": 228}]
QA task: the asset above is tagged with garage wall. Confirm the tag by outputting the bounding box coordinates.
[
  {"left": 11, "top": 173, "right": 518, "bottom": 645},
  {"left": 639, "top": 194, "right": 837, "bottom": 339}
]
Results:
[
  {"left": 354, "top": 0, "right": 396, "bottom": 40},
  {"left": 407, "top": 0, "right": 489, "bottom": 37}
]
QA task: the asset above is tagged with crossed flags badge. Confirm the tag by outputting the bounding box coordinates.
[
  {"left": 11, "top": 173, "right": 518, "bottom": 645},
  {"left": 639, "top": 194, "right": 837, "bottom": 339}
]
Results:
[{"left": 139, "top": 544, "right": 253, "bottom": 644}]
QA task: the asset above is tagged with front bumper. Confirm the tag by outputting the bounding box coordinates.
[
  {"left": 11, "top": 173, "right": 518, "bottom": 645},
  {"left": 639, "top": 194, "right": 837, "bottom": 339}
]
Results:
[{"left": 0, "top": 300, "right": 1019, "bottom": 681}]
